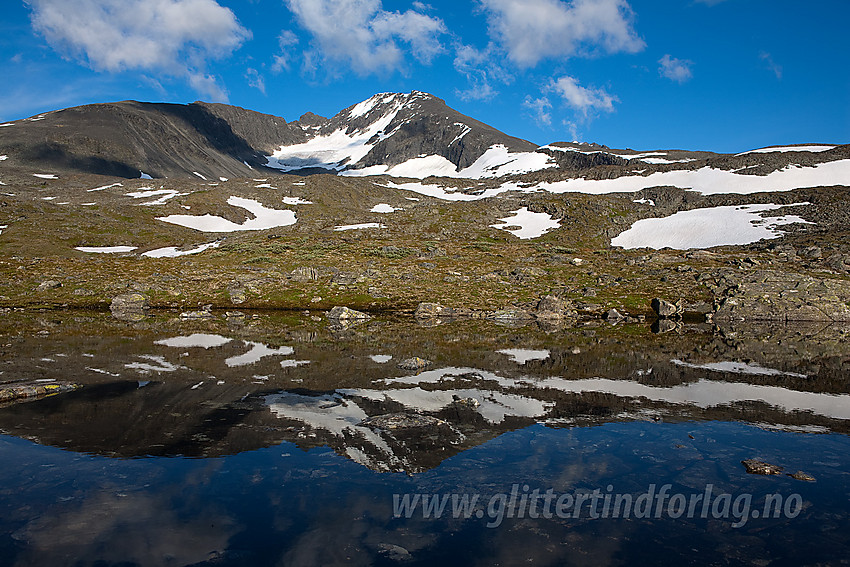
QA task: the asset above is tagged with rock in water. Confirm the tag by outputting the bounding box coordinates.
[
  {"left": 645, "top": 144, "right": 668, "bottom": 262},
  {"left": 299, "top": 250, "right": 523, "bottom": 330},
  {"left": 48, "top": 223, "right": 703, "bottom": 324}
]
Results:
[
  {"left": 326, "top": 306, "right": 371, "bottom": 321},
  {"left": 535, "top": 295, "right": 576, "bottom": 320},
  {"left": 651, "top": 298, "right": 682, "bottom": 318},
  {"left": 361, "top": 412, "right": 444, "bottom": 430},
  {"left": 414, "top": 302, "right": 452, "bottom": 319},
  {"left": 741, "top": 458, "right": 783, "bottom": 475},
  {"left": 110, "top": 292, "right": 149, "bottom": 321},
  {"left": 788, "top": 470, "right": 816, "bottom": 482}
]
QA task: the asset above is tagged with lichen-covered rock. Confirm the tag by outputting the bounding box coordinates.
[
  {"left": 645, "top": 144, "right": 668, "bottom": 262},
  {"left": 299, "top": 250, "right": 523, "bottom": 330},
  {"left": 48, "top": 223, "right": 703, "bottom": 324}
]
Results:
[
  {"left": 741, "top": 458, "right": 783, "bottom": 475},
  {"left": 326, "top": 306, "right": 370, "bottom": 321},
  {"left": 397, "top": 357, "right": 431, "bottom": 370},
  {"left": 361, "top": 412, "right": 444, "bottom": 430},
  {"left": 712, "top": 270, "right": 850, "bottom": 322},
  {"left": 787, "top": 470, "right": 816, "bottom": 481}
]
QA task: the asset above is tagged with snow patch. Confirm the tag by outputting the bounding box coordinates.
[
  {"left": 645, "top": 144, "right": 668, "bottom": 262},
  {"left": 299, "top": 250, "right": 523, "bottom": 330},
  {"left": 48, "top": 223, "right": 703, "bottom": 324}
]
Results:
[
  {"left": 672, "top": 359, "right": 807, "bottom": 378},
  {"left": 520, "top": 160, "right": 850, "bottom": 196},
  {"left": 33, "top": 173, "right": 58, "bottom": 180},
  {"left": 141, "top": 241, "right": 220, "bottom": 258},
  {"left": 155, "top": 334, "right": 232, "bottom": 349},
  {"left": 75, "top": 246, "right": 137, "bottom": 254},
  {"left": 491, "top": 207, "right": 560, "bottom": 239},
  {"left": 611, "top": 203, "right": 812, "bottom": 250},
  {"left": 737, "top": 145, "right": 837, "bottom": 155},
  {"left": 370, "top": 203, "right": 402, "bottom": 213},
  {"left": 126, "top": 188, "right": 184, "bottom": 206},
  {"left": 139, "top": 171, "right": 153, "bottom": 179},
  {"left": 192, "top": 171, "right": 207, "bottom": 180},
  {"left": 88, "top": 182, "right": 123, "bottom": 192},
  {"left": 282, "top": 197, "right": 313, "bottom": 205},
  {"left": 157, "top": 197, "right": 297, "bottom": 232},
  {"left": 334, "top": 222, "right": 386, "bottom": 231},
  {"left": 226, "top": 342, "right": 295, "bottom": 367},
  {"left": 498, "top": 349, "right": 550, "bottom": 364}
]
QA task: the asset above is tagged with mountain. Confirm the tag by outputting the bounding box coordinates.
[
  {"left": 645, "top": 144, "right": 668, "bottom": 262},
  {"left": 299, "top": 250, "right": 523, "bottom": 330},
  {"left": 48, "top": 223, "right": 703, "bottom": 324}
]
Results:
[
  {"left": 0, "top": 92, "right": 541, "bottom": 180},
  {"left": 1, "top": 91, "right": 847, "bottom": 183}
]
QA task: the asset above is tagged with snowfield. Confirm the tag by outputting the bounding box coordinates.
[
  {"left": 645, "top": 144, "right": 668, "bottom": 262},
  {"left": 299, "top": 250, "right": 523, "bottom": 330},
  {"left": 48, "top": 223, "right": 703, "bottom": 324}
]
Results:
[
  {"left": 141, "top": 241, "right": 220, "bottom": 258},
  {"left": 343, "top": 144, "right": 556, "bottom": 179},
  {"left": 333, "top": 223, "right": 386, "bottom": 231},
  {"left": 524, "top": 160, "right": 850, "bottom": 196},
  {"left": 126, "top": 188, "right": 184, "bottom": 206},
  {"left": 370, "top": 203, "right": 402, "bottom": 213},
  {"left": 611, "top": 203, "right": 812, "bottom": 250},
  {"left": 282, "top": 197, "right": 313, "bottom": 205},
  {"left": 491, "top": 207, "right": 560, "bottom": 239},
  {"left": 75, "top": 246, "right": 138, "bottom": 254},
  {"left": 157, "top": 197, "right": 297, "bottom": 232},
  {"left": 736, "top": 145, "right": 837, "bottom": 155}
]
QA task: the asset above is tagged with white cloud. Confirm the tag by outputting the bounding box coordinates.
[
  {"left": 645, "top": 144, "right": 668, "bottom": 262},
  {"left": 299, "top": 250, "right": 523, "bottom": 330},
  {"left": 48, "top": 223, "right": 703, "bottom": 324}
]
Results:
[
  {"left": 658, "top": 54, "right": 693, "bottom": 83},
  {"left": 245, "top": 67, "right": 266, "bottom": 95},
  {"left": 760, "top": 51, "right": 782, "bottom": 80},
  {"left": 547, "top": 75, "right": 617, "bottom": 117},
  {"left": 26, "top": 0, "right": 248, "bottom": 101},
  {"left": 523, "top": 96, "right": 552, "bottom": 127},
  {"left": 271, "top": 31, "right": 299, "bottom": 74},
  {"left": 284, "top": 0, "right": 446, "bottom": 76},
  {"left": 453, "top": 42, "right": 511, "bottom": 101},
  {"left": 479, "top": 0, "right": 644, "bottom": 67}
]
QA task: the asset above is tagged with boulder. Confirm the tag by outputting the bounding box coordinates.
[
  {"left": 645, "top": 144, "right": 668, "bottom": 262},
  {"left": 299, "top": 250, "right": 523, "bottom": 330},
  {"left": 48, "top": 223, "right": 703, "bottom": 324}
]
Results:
[
  {"left": 290, "top": 266, "right": 319, "bottom": 282},
  {"left": 110, "top": 292, "right": 149, "bottom": 321},
  {"left": 326, "top": 306, "right": 371, "bottom": 321},
  {"left": 651, "top": 297, "right": 683, "bottom": 318},
  {"left": 535, "top": 295, "right": 576, "bottom": 320},
  {"left": 397, "top": 357, "right": 431, "bottom": 370},
  {"left": 414, "top": 302, "right": 453, "bottom": 319},
  {"left": 712, "top": 270, "right": 850, "bottom": 322},
  {"left": 36, "top": 280, "right": 62, "bottom": 292}
]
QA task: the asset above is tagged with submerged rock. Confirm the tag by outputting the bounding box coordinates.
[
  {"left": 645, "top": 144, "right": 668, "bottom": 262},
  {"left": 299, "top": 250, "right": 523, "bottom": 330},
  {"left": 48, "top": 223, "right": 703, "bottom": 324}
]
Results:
[
  {"left": 788, "top": 470, "right": 816, "bottom": 482},
  {"left": 361, "top": 412, "right": 444, "bottom": 430},
  {"left": 741, "top": 458, "right": 783, "bottom": 475}
]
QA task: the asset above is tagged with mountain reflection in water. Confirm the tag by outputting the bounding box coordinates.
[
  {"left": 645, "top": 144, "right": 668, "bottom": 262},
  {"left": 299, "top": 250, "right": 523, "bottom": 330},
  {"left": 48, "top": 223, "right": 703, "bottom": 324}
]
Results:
[{"left": 0, "top": 311, "right": 848, "bottom": 565}]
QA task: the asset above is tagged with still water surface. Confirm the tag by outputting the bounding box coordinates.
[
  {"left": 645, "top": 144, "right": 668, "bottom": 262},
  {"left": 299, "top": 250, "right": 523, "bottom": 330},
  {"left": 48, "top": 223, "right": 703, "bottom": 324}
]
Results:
[{"left": 0, "top": 311, "right": 848, "bottom": 566}]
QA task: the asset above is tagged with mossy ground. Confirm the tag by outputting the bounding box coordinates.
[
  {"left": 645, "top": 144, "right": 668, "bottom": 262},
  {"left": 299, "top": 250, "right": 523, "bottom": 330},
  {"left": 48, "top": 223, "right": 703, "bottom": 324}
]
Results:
[{"left": 0, "top": 170, "right": 845, "bottom": 314}]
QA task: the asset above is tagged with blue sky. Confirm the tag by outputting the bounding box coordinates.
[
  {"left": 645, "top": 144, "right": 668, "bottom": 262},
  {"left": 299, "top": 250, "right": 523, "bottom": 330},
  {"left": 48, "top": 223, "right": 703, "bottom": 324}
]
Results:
[{"left": 1, "top": 0, "right": 848, "bottom": 153}]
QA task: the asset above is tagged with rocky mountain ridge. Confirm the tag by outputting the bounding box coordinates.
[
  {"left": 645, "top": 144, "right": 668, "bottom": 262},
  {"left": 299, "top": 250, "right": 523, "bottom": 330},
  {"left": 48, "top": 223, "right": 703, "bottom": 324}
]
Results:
[{"left": 2, "top": 91, "right": 846, "bottom": 182}]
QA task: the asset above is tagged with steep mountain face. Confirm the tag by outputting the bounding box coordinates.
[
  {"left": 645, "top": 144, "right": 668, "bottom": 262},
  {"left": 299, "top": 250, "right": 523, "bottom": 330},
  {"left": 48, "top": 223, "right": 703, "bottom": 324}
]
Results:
[
  {"left": 265, "top": 91, "right": 539, "bottom": 175},
  {"left": 0, "top": 101, "right": 313, "bottom": 179}
]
